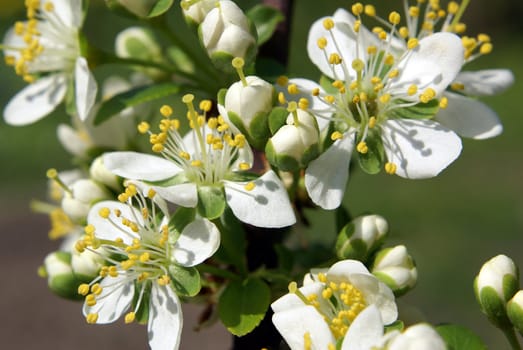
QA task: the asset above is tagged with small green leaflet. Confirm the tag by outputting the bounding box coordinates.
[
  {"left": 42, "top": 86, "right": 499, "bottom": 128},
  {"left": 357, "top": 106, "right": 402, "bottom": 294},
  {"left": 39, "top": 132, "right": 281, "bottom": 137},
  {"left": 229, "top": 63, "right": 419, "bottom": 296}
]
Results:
[{"left": 94, "top": 83, "right": 179, "bottom": 125}]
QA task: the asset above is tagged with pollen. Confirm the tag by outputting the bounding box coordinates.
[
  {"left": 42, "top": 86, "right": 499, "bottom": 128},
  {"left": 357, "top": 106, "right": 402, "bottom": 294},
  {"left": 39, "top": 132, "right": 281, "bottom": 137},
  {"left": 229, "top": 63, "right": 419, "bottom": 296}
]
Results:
[
  {"left": 288, "top": 84, "right": 299, "bottom": 94},
  {"left": 239, "top": 162, "right": 251, "bottom": 171},
  {"left": 78, "top": 284, "right": 90, "bottom": 296},
  {"left": 160, "top": 105, "right": 173, "bottom": 117},
  {"left": 388, "top": 11, "right": 401, "bottom": 25},
  {"left": 439, "top": 97, "right": 448, "bottom": 109},
  {"left": 368, "top": 116, "right": 377, "bottom": 128},
  {"left": 278, "top": 92, "right": 286, "bottom": 105},
  {"left": 125, "top": 312, "right": 136, "bottom": 324},
  {"left": 351, "top": 3, "right": 363, "bottom": 16},
  {"left": 331, "top": 131, "right": 343, "bottom": 141},
  {"left": 99, "top": 207, "right": 111, "bottom": 219},
  {"left": 407, "top": 84, "right": 418, "bottom": 96},
  {"left": 317, "top": 37, "right": 327, "bottom": 49},
  {"left": 356, "top": 141, "right": 368, "bottom": 154},
  {"left": 364, "top": 5, "right": 376, "bottom": 16},
  {"left": 407, "top": 38, "right": 419, "bottom": 49},
  {"left": 137, "top": 121, "right": 150, "bottom": 134},
  {"left": 323, "top": 18, "right": 335, "bottom": 30},
  {"left": 244, "top": 182, "right": 256, "bottom": 191},
  {"left": 86, "top": 313, "right": 99, "bottom": 324},
  {"left": 158, "top": 274, "right": 171, "bottom": 286},
  {"left": 329, "top": 53, "right": 342, "bottom": 65},
  {"left": 451, "top": 82, "right": 465, "bottom": 91},
  {"left": 480, "top": 43, "right": 493, "bottom": 55},
  {"left": 385, "top": 162, "right": 397, "bottom": 175},
  {"left": 199, "top": 100, "right": 212, "bottom": 112}
]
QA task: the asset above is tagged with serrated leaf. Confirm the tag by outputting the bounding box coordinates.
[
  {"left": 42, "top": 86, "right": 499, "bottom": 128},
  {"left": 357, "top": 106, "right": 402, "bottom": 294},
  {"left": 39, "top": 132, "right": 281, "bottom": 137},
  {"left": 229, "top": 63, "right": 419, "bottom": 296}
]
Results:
[
  {"left": 94, "top": 83, "right": 179, "bottom": 125},
  {"left": 213, "top": 207, "right": 247, "bottom": 275},
  {"left": 391, "top": 99, "right": 440, "bottom": 120},
  {"left": 197, "top": 186, "right": 226, "bottom": 220},
  {"left": 218, "top": 278, "right": 271, "bottom": 336},
  {"left": 148, "top": 0, "right": 174, "bottom": 17},
  {"left": 436, "top": 324, "right": 488, "bottom": 350},
  {"left": 168, "top": 265, "right": 201, "bottom": 297},
  {"left": 247, "top": 5, "right": 284, "bottom": 45}
]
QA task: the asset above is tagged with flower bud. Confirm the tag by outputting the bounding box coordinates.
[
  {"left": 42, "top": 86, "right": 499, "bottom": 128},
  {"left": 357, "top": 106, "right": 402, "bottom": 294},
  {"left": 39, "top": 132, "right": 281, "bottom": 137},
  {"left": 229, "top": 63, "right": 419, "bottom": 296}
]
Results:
[
  {"left": 386, "top": 324, "right": 446, "bottom": 350},
  {"left": 181, "top": 0, "right": 217, "bottom": 25},
  {"left": 72, "top": 248, "right": 105, "bottom": 280},
  {"left": 116, "top": 26, "right": 162, "bottom": 61},
  {"left": 200, "top": 1, "right": 257, "bottom": 71},
  {"left": 90, "top": 156, "right": 120, "bottom": 191},
  {"left": 474, "top": 254, "right": 519, "bottom": 328},
  {"left": 372, "top": 245, "right": 417, "bottom": 296},
  {"left": 335, "top": 214, "right": 388, "bottom": 261},
  {"left": 265, "top": 109, "right": 319, "bottom": 171},
  {"left": 105, "top": 0, "right": 165, "bottom": 18},
  {"left": 41, "top": 251, "right": 83, "bottom": 300},
  {"left": 62, "top": 179, "right": 110, "bottom": 222},
  {"left": 508, "top": 291, "right": 523, "bottom": 335}
]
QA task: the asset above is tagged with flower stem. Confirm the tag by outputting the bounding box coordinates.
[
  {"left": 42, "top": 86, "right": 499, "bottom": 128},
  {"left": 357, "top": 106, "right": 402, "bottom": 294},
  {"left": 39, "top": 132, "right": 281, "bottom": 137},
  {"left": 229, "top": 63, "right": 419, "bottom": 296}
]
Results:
[
  {"left": 502, "top": 327, "right": 522, "bottom": 350},
  {"left": 450, "top": 0, "right": 470, "bottom": 28}
]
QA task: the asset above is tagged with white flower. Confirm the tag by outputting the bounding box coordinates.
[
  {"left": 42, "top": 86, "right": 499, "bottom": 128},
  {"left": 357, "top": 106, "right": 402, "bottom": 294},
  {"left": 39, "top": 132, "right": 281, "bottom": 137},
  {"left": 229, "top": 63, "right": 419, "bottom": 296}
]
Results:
[
  {"left": 3, "top": 0, "right": 97, "bottom": 125},
  {"left": 181, "top": 0, "right": 217, "bottom": 24},
  {"left": 284, "top": 9, "right": 464, "bottom": 209},
  {"left": 104, "top": 95, "right": 296, "bottom": 228},
  {"left": 61, "top": 178, "right": 111, "bottom": 222},
  {"left": 78, "top": 183, "right": 220, "bottom": 350},
  {"left": 271, "top": 260, "right": 397, "bottom": 350}
]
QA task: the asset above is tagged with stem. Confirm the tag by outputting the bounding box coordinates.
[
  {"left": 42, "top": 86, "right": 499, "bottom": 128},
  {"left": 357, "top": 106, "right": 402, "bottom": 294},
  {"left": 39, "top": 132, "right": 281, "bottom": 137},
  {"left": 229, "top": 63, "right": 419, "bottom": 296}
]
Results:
[
  {"left": 450, "top": 0, "right": 471, "bottom": 27},
  {"left": 503, "top": 327, "right": 522, "bottom": 350}
]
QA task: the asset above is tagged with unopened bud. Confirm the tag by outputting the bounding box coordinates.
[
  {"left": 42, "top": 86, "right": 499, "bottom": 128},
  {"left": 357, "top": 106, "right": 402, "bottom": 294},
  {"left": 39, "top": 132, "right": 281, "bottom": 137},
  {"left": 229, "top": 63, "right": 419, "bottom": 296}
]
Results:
[
  {"left": 508, "top": 290, "right": 523, "bottom": 335},
  {"left": 43, "top": 251, "right": 84, "bottom": 300},
  {"left": 335, "top": 215, "right": 388, "bottom": 261},
  {"left": 372, "top": 245, "right": 417, "bottom": 296}
]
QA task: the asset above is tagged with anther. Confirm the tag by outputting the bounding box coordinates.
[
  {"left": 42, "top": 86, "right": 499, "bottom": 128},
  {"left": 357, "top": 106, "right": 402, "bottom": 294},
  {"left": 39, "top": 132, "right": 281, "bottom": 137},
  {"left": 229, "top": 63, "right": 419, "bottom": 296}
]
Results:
[
  {"left": 385, "top": 162, "right": 397, "bottom": 175},
  {"left": 244, "top": 182, "right": 256, "bottom": 191},
  {"left": 160, "top": 105, "right": 173, "bottom": 117},
  {"left": 323, "top": 18, "right": 335, "bottom": 30}
]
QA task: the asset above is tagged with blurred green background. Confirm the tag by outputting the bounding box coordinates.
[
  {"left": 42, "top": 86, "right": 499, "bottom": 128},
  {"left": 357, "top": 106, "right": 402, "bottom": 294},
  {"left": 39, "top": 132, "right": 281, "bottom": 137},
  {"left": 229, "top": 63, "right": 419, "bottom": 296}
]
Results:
[{"left": 0, "top": 0, "right": 522, "bottom": 349}]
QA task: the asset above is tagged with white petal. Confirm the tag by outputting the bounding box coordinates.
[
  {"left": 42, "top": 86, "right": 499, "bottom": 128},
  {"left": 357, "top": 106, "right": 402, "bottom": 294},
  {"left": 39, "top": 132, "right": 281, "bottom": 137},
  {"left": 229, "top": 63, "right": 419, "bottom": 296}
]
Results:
[
  {"left": 327, "top": 260, "right": 372, "bottom": 280},
  {"left": 304, "top": 134, "right": 354, "bottom": 210},
  {"left": 381, "top": 119, "right": 462, "bottom": 179},
  {"left": 148, "top": 283, "right": 183, "bottom": 350},
  {"left": 271, "top": 293, "right": 306, "bottom": 314},
  {"left": 388, "top": 324, "right": 446, "bottom": 350},
  {"left": 173, "top": 218, "right": 220, "bottom": 267},
  {"left": 341, "top": 305, "right": 384, "bottom": 350},
  {"left": 454, "top": 69, "right": 515, "bottom": 96},
  {"left": 57, "top": 123, "right": 90, "bottom": 156},
  {"left": 51, "top": 0, "right": 84, "bottom": 28},
  {"left": 4, "top": 74, "right": 67, "bottom": 125},
  {"left": 272, "top": 305, "right": 335, "bottom": 350},
  {"left": 82, "top": 275, "right": 134, "bottom": 324},
  {"left": 75, "top": 57, "right": 98, "bottom": 121},
  {"left": 104, "top": 151, "right": 181, "bottom": 181},
  {"left": 224, "top": 170, "right": 296, "bottom": 228},
  {"left": 151, "top": 182, "right": 198, "bottom": 207},
  {"left": 392, "top": 32, "right": 464, "bottom": 98},
  {"left": 87, "top": 201, "right": 140, "bottom": 245},
  {"left": 435, "top": 92, "right": 502, "bottom": 140}
]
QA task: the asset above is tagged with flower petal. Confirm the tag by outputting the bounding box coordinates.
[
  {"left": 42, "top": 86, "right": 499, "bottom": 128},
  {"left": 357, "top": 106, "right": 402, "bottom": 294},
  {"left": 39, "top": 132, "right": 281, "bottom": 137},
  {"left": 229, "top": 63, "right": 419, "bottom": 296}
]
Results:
[
  {"left": 341, "top": 305, "right": 384, "bottom": 350},
  {"left": 82, "top": 275, "right": 134, "bottom": 324},
  {"left": 454, "top": 69, "right": 515, "bottom": 96},
  {"left": 173, "top": 218, "right": 220, "bottom": 267},
  {"left": 436, "top": 92, "right": 502, "bottom": 140},
  {"left": 4, "top": 74, "right": 67, "bottom": 125},
  {"left": 304, "top": 133, "right": 354, "bottom": 210},
  {"left": 272, "top": 305, "right": 336, "bottom": 350},
  {"left": 381, "top": 119, "right": 462, "bottom": 179},
  {"left": 88, "top": 201, "right": 140, "bottom": 245},
  {"left": 224, "top": 170, "right": 296, "bottom": 228},
  {"left": 327, "top": 260, "right": 372, "bottom": 280},
  {"left": 392, "top": 32, "right": 464, "bottom": 98},
  {"left": 51, "top": 0, "right": 84, "bottom": 28},
  {"left": 75, "top": 57, "right": 98, "bottom": 121},
  {"left": 151, "top": 182, "right": 198, "bottom": 208},
  {"left": 57, "top": 123, "right": 90, "bottom": 156},
  {"left": 148, "top": 283, "right": 183, "bottom": 350},
  {"left": 104, "top": 151, "right": 181, "bottom": 181}
]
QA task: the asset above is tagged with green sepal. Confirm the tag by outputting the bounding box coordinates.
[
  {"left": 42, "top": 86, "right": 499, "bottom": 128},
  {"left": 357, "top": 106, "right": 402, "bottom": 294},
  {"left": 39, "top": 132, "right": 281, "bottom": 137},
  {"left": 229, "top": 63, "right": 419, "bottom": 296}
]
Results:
[
  {"left": 147, "top": 172, "right": 190, "bottom": 187},
  {"left": 213, "top": 207, "right": 248, "bottom": 275},
  {"left": 169, "top": 207, "right": 196, "bottom": 239},
  {"left": 475, "top": 283, "right": 512, "bottom": 328},
  {"left": 218, "top": 277, "right": 271, "bottom": 336},
  {"left": 372, "top": 271, "right": 402, "bottom": 294},
  {"left": 227, "top": 111, "right": 250, "bottom": 137},
  {"left": 507, "top": 300, "right": 523, "bottom": 335},
  {"left": 391, "top": 99, "right": 440, "bottom": 120},
  {"left": 94, "top": 83, "right": 179, "bottom": 125},
  {"left": 123, "top": 30, "right": 158, "bottom": 61},
  {"left": 265, "top": 140, "right": 299, "bottom": 171},
  {"left": 301, "top": 142, "right": 320, "bottom": 167},
  {"left": 357, "top": 130, "right": 385, "bottom": 175},
  {"left": 246, "top": 4, "right": 284, "bottom": 45},
  {"left": 65, "top": 77, "right": 77, "bottom": 117},
  {"left": 48, "top": 273, "right": 85, "bottom": 300},
  {"left": 147, "top": 0, "right": 174, "bottom": 17},
  {"left": 132, "top": 282, "right": 151, "bottom": 324},
  {"left": 384, "top": 320, "right": 404, "bottom": 333},
  {"left": 217, "top": 88, "right": 227, "bottom": 106},
  {"left": 503, "top": 273, "right": 519, "bottom": 302},
  {"left": 268, "top": 106, "right": 289, "bottom": 135},
  {"left": 197, "top": 186, "right": 226, "bottom": 220},
  {"left": 335, "top": 221, "right": 368, "bottom": 261},
  {"left": 248, "top": 111, "right": 270, "bottom": 149},
  {"left": 436, "top": 324, "right": 488, "bottom": 350},
  {"left": 168, "top": 265, "right": 201, "bottom": 297}
]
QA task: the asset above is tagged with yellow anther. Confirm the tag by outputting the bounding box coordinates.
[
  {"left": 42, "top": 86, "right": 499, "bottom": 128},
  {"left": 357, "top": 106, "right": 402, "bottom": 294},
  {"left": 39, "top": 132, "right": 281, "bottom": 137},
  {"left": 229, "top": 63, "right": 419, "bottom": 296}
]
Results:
[
  {"left": 384, "top": 54, "right": 394, "bottom": 65},
  {"left": 125, "top": 312, "right": 136, "bottom": 324},
  {"left": 356, "top": 141, "right": 368, "bottom": 154},
  {"left": 329, "top": 53, "right": 342, "bottom": 65},
  {"left": 46, "top": 168, "right": 58, "bottom": 179},
  {"left": 420, "top": 88, "right": 436, "bottom": 103},
  {"left": 207, "top": 118, "right": 218, "bottom": 130},
  {"left": 312, "top": 88, "right": 320, "bottom": 96},
  {"left": 78, "top": 284, "right": 90, "bottom": 296},
  {"left": 407, "top": 84, "right": 418, "bottom": 96},
  {"left": 331, "top": 131, "right": 343, "bottom": 141},
  {"left": 388, "top": 11, "right": 401, "bottom": 25},
  {"left": 388, "top": 69, "right": 399, "bottom": 79},
  {"left": 75, "top": 240, "right": 86, "bottom": 253},
  {"left": 85, "top": 294, "right": 97, "bottom": 307},
  {"left": 478, "top": 34, "right": 491, "bottom": 43},
  {"left": 323, "top": 18, "right": 335, "bottom": 30},
  {"left": 351, "top": 3, "right": 363, "bottom": 16},
  {"left": 322, "top": 288, "right": 333, "bottom": 299},
  {"left": 351, "top": 58, "right": 365, "bottom": 72},
  {"left": 367, "top": 45, "right": 377, "bottom": 55},
  {"left": 359, "top": 92, "right": 368, "bottom": 102},
  {"left": 147, "top": 188, "right": 156, "bottom": 199},
  {"left": 317, "top": 37, "right": 327, "bottom": 49},
  {"left": 199, "top": 100, "right": 212, "bottom": 112},
  {"left": 239, "top": 162, "right": 251, "bottom": 171},
  {"left": 318, "top": 273, "right": 327, "bottom": 283},
  {"left": 84, "top": 224, "right": 95, "bottom": 235},
  {"left": 178, "top": 151, "right": 190, "bottom": 160},
  {"left": 288, "top": 84, "right": 299, "bottom": 95},
  {"left": 368, "top": 116, "right": 377, "bottom": 128},
  {"left": 379, "top": 94, "right": 391, "bottom": 103},
  {"left": 349, "top": 81, "right": 359, "bottom": 90},
  {"left": 385, "top": 162, "right": 397, "bottom": 175},
  {"left": 191, "top": 160, "right": 202, "bottom": 167},
  {"left": 158, "top": 274, "right": 171, "bottom": 286},
  {"left": 324, "top": 95, "right": 335, "bottom": 104},
  {"left": 86, "top": 313, "right": 98, "bottom": 324},
  {"left": 99, "top": 207, "right": 111, "bottom": 219},
  {"left": 398, "top": 26, "right": 409, "bottom": 38},
  {"left": 117, "top": 193, "right": 128, "bottom": 202},
  {"left": 353, "top": 20, "right": 361, "bottom": 33},
  {"left": 278, "top": 92, "right": 286, "bottom": 105},
  {"left": 364, "top": 5, "right": 376, "bottom": 16},
  {"left": 332, "top": 80, "right": 344, "bottom": 89},
  {"left": 160, "top": 105, "right": 173, "bottom": 117},
  {"left": 378, "top": 31, "right": 387, "bottom": 40},
  {"left": 298, "top": 98, "right": 309, "bottom": 110},
  {"left": 44, "top": 2, "right": 54, "bottom": 12},
  {"left": 276, "top": 75, "right": 288, "bottom": 86},
  {"left": 14, "top": 21, "right": 25, "bottom": 35},
  {"left": 451, "top": 82, "right": 465, "bottom": 91},
  {"left": 152, "top": 143, "right": 164, "bottom": 153},
  {"left": 409, "top": 6, "right": 420, "bottom": 17},
  {"left": 244, "top": 182, "right": 256, "bottom": 191},
  {"left": 480, "top": 43, "right": 493, "bottom": 55},
  {"left": 439, "top": 97, "right": 448, "bottom": 109},
  {"left": 352, "top": 95, "right": 360, "bottom": 104},
  {"left": 454, "top": 23, "right": 466, "bottom": 34},
  {"left": 91, "top": 283, "right": 103, "bottom": 295},
  {"left": 407, "top": 38, "right": 419, "bottom": 49},
  {"left": 447, "top": 1, "right": 459, "bottom": 14},
  {"left": 4, "top": 55, "right": 16, "bottom": 66},
  {"left": 108, "top": 266, "right": 118, "bottom": 277},
  {"left": 140, "top": 252, "right": 151, "bottom": 263},
  {"left": 137, "top": 121, "right": 150, "bottom": 134}
]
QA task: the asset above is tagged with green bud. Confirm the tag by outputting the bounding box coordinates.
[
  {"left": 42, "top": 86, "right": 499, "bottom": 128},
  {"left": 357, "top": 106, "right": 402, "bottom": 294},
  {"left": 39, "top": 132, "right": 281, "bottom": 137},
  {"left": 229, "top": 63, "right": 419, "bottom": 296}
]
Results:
[
  {"left": 372, "top": 245, "right": 417, "bottom": 296},
  {"left": 105, "top": 0, "right": 164, "bottom": 18},
  {"left": 474, "top": 254, "right": 519, "bottom": 328},
  {"left": 61, "top": 179, "right": 111, "bottom": 222},
  {"left": 508, "top": 290, "right": 523, "bottom": 335},
  {"left": 43, "top": 251, "right": 83, "bottom": 300},
  {"left": 181, "top": 0, "right": 216, "bottom": 25},
  {"left": 335, "top": 214, "right": 388, "bottom": 261}
]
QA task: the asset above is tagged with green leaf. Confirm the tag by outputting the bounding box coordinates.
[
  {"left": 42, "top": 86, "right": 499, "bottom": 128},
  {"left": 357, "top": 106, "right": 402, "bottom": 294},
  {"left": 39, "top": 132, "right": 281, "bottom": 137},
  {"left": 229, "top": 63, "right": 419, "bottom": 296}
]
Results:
[
  {"left": 357, "top": 130, "right": 385, "bottom": 174},
  {"left": 218, "top": 278, "right": 271, "bottom": 336},
  {"left": 268, "top": 106, "right": 289, "bottom": 135},
  {"left": 94, "top": 83, "right": 179, "bottom": 125},
  {"left": 213, "top": 207, "right": 247, "bottom": 275},
  {"left": 391, "top": 99, "right": 440, "bottom": 120},
  {"left": 148, "top": 0, "right": 174, "bottom": 17},
  {"left": 197, "top": 186, "right": 226, "bottom": 220},
  {"left": 168, "top": 265, "right": 201, "bottom": 297},
  {"left": 436, "top": 324, "right": 488, "bottom": 350},
  {"left": 246, "top": 5, "right": 285, "bottom": 45}
]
